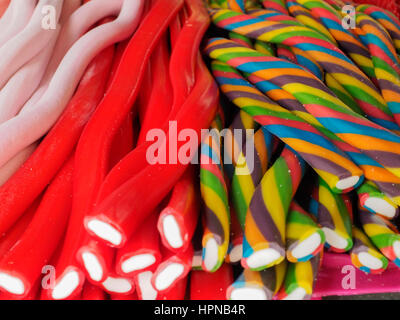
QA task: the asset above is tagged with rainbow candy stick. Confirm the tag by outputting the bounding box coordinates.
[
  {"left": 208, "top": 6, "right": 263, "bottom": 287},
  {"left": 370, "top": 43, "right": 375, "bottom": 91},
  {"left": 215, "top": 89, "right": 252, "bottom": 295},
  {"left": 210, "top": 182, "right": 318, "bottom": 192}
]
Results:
[
  {"left": 211, "top": 59, "right": 363, "bottom": 192},
  {"left": 227, "top": 0, "right": 246, "bottom": 12},
  {"left": 357, "top": 180, "right": 399, "bottom": 220},
  {"left": 201, "top": 122, "right": 230, "bottom": 272},
  {"left": 309, "top": 178, "right": 353, "bottom": 252},
  {"left": 351, "top": 226, "right": 388, "bottom": 274},
  {"left": 231, "top": 126, "right": 275, "bottom": 229},
  {"left": 276, "top": 253, "right": 321, "bottom": 300},
  {"left": 359, "top": 207, "right": 400, "bottom": 267},
  {"left": 286, "top": 202, "right": 325, "bottom": 263},
  {"left": 206, "top": 38, "right": 400, "bottom": 180},
  {"left": 226, "top": 261, "right": 287, "bottom": 300},
  {"left": 325, "top": 73, "right": 363, "bottom": 115},
  {"left": 242, "top": 146, "right": 305, "bottom": 270},
  {"left": 247, "top": 8, "right": 302, "bottom": 25},
  {"left": 224, "top": 110, "right": 256, "bottom": 180},
  {"left": 296, "top": 0, "right": 376, "bottom": 80},
  {"left": 262, "top": 0, "right": 289, "bottom": 14},
  {"left": 357, "top": 13, "right": 400, "bottom": 126},
  {"left": 324, "top": 0, "right": 347, "bottom": 11},
  {"left": 286, "top": 0, "right": 337, "bottom": 44},
  {"left": 254, "top": 40, "right": 275, "bottom": 55},
  {"left": 229, "top": 31, "right": 253, "bottom": 48},
  {"left": 245, "top": 66, "right": 400, "bottom": 200},
  {"left": 226, "top": 205, "right": 244, "bottom": 263},
  {"left": 357, "top": 4, "right": 400, "bottom": 52},
  {"left": 209, "top": 9, "right": 400, "bottom": 131}
]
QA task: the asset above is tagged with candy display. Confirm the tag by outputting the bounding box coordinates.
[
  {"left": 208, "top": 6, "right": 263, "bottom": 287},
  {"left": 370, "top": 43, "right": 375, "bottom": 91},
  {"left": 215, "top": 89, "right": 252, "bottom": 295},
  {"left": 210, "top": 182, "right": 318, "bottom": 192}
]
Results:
[{"left": 1, "top": 0, "right": 400, "bottom": 302}]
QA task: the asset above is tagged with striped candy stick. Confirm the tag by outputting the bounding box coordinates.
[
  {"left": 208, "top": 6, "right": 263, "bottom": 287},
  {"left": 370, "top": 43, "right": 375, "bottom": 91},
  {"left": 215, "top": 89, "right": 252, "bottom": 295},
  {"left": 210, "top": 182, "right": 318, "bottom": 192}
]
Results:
[
  {"left": 276, "top": 253, "right": 321, "bottom": 300},
  {"left": 226, "top": 205, "right": 244, "bottom": 263},
  {"left": 262, "top": 0, "right": 289, "bottom": 14},
  {"left": 245, "top": 63, "right": 400, "bottom": 200},
  {"left": 357, "top": 4, "right": 400, "bottom": 52},
  {"left": 226, "top": 261, "right": 287, "bottom": 300},
  {"left": 247, "top": 8, "right": 302, "bottom": 25},
  {"left": 229, "top": 31, "right": 253, "bottom": 48},
  {"left": 254, "top": 40, "right": 275, "bottom": 55},
  {"left": 211, "top": 59, "right": 364, "bottom": 192},
  {"left": 209, "top": 9, "right": 400, "bottom": 131},
  {"left": 242, "top": 146, "right": 306, "bottom": 270},
  {"left": 286, "top": 202, "right": 325, "bottom": 263},
  {"left": 357, "top": 180, "right": 399, "bottom": 220},
  {"left": 206, "top": 38, "right": 400, "bottom": 179},
  {"left": 356, "top": 13, "right": 400, "bottom": 126},
  {"left": 324, "top": 0, "right": 347, "bottom": 11},
  {"left": 286, "top": 0, "right": 338, "bottom": 44},
  {"left": 350, "top": 226, "right": 388, "bottom": 274},
  {"left": 200, "top": 123, "right": 230, "bottom": 273},
  {"left": 296, "top": 0, "right": 376, "bottom": 80},
  {"left": 223, "top": 110, "right": 256, "bottom": 180},
  {"left": 325, "top": 73, "right": 364, "bottom": 115},
  {"left": 231, "top": 126, "right": 275, "bottom": 229},
  {"left": 309, "top": 178, "right": 353, "bottom": 252},
  {"left": 359, "top": 207, "right": 400, "bottom": 267}
]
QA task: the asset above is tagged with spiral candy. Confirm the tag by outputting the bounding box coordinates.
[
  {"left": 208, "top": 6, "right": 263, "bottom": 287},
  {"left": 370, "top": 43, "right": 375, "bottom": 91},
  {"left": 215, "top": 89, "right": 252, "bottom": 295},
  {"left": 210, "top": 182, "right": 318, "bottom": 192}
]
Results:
[{"left": 242, "top": 146, "right": 305, "bottom": 270}]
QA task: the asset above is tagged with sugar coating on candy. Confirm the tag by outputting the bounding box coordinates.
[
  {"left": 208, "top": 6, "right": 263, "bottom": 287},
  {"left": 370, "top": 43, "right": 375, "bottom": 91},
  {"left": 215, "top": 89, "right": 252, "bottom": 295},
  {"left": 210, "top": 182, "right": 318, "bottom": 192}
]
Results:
[
  {"left": 121, "top": 254, "right": 157, "bottom": 274},
  {"left": 87, "top": 219, "right": 122, "bottom": 247},
  {"left": 154, "top": 263, "right": 185, "bottom": 291},
  {"left": 162, "top": 215, "right": 184, "bottom": 249},
  {"left": 0, "top": 273, "right": 24, "bottom": 295},
  {"left": 102, "top": 276, "right": 132, "bottom": 294},
  {"left": 51, "top": 270, "right": 80, "bottom": 300},
  {"left": 136, "top": 271, "right": 157, "bottom": 300},
  {"left": 81, "top": 252, "right": 103, "bottom": 282}
]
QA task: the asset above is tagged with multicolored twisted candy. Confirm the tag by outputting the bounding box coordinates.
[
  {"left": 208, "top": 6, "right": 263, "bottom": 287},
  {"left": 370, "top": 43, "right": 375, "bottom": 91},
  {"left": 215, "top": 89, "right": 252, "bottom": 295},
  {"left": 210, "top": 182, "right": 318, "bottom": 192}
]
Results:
[
  {"left": 286, "top": 202, "right": 325, "bottom": 263},
  {"left": 262, "top": 0, "right": 288, "bottom": 14},
  {"left": 231, "top": 126, "right": 275, "bottom": 229},
  {"left": 359, "top": 207, "right": 400, "bottom": 267},
  {"left": 357, "top": 180, "right": 399, "bottom": 220},
  {"left": 286, "top": 0, "right": 337, "bottom": 44},
  {"left": 246, "top": 66, "right": 400, "bottom": 201},
  {"left": 357, "top": 4, "right": 400, "bottom": 52},
  {"left": 296, "top": 0, "right": 376, "bottom": 80},
  {"left": 254, "top": 40, "right": 275, "bottom": 55},
  {"left": 226, "top": 261, "right": 287, "bottom": 300},
  {"left": 223, "top": 110, "right": 256, "bottom": 180},
  {"left": 350, "top": 226, "right": 388, "bottom": 274},
  {"left": 356, "top": 12, "right": 400, "bottom": 127},
  {"left": 206, "top": 38, "right": 400, "bottom": 181},
  {"left": 200, "top": 124, "right": 230, "bottom": 272},
  {"left": 229, "top": 31, "right": 253, "bottom": 48},
  {"left": 247, "top": 8, "right": 301, "bottom": 25},
  {"left": 242, "top": 146, "right": 305, "bottom": 270},
  {"left": 210, "top": 58, "right": 363, "bottom": 192},
  {"left": 208, "top": 8, "right": 400, "bottom": 132},
  {"left": 276, "top": 253, "right": 321, "bottom": 300},
  {"left": 309, "top": 178, "right": 353, "bottom": 252}
]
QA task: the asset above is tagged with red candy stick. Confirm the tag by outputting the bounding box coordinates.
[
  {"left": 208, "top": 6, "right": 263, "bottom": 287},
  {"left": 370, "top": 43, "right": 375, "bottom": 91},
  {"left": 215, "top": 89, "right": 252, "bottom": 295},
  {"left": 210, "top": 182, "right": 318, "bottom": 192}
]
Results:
[
  {"left": 85, "top": 57, "right": 219, "bottom": 247},
  {"left": 101, "top": 273, "right": 135, "bottom": 297},
  {"left": 190, "top": 263, "right": 234, "bottom": 300},
  {"left": 92, "top": 0, "right": 209, "bottom": 204},
  {"left": 81, "top": 282, "right": 107, "bottom": 300},
  {"left": 44, "top": 47, "right": 115, "bottom": 300},
  {"left": 157, "top": 166, "right": 199, "bottom": 253},
  {"left": 137, "top": 33, "right": 172, "bottom": 145},
  {"left": 151, "top": 244, "right": 193, "bottom": 294},
  {"left": 0, "top": 156, "right": 73, "bottom": 298},
  {"left": 115, "top": 211, "right": 161, "bottom": 276},
  {"left": 0, "top": 197, "right": 40, "bottom": 257},
  {"left": 0, "top": 45, "right": 114, "bottom": 236}
]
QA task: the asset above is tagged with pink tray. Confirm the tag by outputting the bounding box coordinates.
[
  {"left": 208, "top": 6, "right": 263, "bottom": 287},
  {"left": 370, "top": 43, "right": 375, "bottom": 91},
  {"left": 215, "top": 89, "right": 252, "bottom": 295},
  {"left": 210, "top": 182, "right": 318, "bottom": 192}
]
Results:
[{"left": 312, "top": 253, "right": 400, "bottom": 298}]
